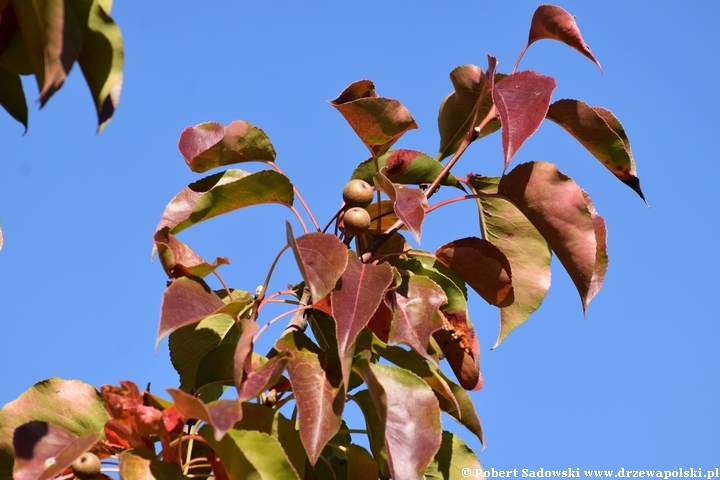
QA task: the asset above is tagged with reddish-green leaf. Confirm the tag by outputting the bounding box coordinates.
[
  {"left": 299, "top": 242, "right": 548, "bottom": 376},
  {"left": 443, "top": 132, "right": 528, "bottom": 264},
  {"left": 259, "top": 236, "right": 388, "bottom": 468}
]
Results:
[
  {"left": 423, "top": 431, "right": 483, "bottom": 479},
  {"left": 433, "top": 311, "right": 483, "bottom": 391},
  {"left": 238, "top": 356, "right": 289, "bottom": 402},
  {"left": 498, "top": 161, "right": 608, "bottom": 312},
  {"left": 351, "top": 149, "right": 462, "bottom": 189},
  {"left": 12, "top": 422, "right": 99, "bottom": 480},
  {"left": 435, "top": 237, "right": 514, "bottom": 307},
  {"left": 493, "top": 71, "right": 556, "bottom": 170},
  {"left": 154, "top": 228, "right": 229, "bottom": 279},
  {"left": 118, "top": 449, "right": 189, "bottom": 480},
  {"left": 332, "top": 251, "right": 393, "bottom": 356},
  {"left": 355, "top": 357, "right": 442, "bottom": 480},
  {"left": 156, "top": 169, "right": 294, "bottom": 235},
  {"left": 386, "top": 275, "right": 446, "bottom": 363},
  {"left": 274, "top": 332, "right": 344, "bottom": 465},
  {"left": 167, "top": 389, "right": 243, "bottom": 442},
  {"left": 547, "top": 99, "right": 645, "bottom": 201},
  {"left": 157, "top": 276, "right": 225, "bottom": 348},
  {"left": 528, "top": 4, "right": 602, "bottom": 73},
  {"left": 287, "top": 225, "right": 348, "bottom": 303},
  {"left": 178, "top": 120, "right": 276, "bottom": 173},
  {"left": 469, "top": 175, "right": 551, "bottom": 347},
  {"left": 348, "top": 444, "right": 379, "bottom": 480},
  {"left": 233, "top": 318, "right": 259, "bottom": 392},
  {"left": 330, "top": 79, "right": 417, "bottom": 157},
  {"left": 432, "top": 366, "right": 484, "bottom": 446},
  {"left": 0, "top": 67, "right": 27, "bottom": 131},
  {"left": 374, "top": 172, "right": 427, "bottom": 243},
  {"left": 352, "top": 390, "right": 390, "bottom": 477}
]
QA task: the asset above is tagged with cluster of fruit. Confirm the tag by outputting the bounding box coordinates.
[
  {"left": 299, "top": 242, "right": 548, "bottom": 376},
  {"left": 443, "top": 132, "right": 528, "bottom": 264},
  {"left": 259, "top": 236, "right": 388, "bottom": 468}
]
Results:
[{"left": 341, "top": 179, "right": 374, "bottom": 235}]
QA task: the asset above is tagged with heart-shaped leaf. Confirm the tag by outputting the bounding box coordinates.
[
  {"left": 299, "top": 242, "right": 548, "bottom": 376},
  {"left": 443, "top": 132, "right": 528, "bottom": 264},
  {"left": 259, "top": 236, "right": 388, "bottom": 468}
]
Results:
[
  {"left": 330, "top": 79, "right": 417, "bottom": 157},
  {"left": 374, "top": 172, "right": 427, "bottom": 243},
  {"left": 547, "top": 99, "right": 645, "bottom": 202},
  {"left": 493, "top": 70, "right": 556, "bottom": 170},
  {"left": 167, "top": 389, "right": 243, "bottom": 442},
  {"left": 498, "top": 161, "right": 608, "bottom": 312},
  {"left": 351, "top": 149, "right": 462, "bottom": 189},
  {"left": 178, "top": 120, "right": 276, "bottom": 173}
]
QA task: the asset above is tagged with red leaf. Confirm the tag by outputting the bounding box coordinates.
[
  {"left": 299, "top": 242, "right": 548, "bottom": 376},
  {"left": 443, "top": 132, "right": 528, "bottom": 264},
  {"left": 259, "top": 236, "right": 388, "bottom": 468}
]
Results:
[
  {"left": 373, "top": 172, "right": 427, "bottom": 243},
  {"left": 366, "top": 299, "right": 393, "bottom": 342},
  {"left": 330, "top": 79, "right": 417, "bottom": 157},
  {"left": 154, "top": 228, "right": 229, "bottom": 279},
  {"left": 238, "top": 356, "right": 290, "bottom": 402},
  {"left": 101, "top": 382, "right": 163, "bottom": 437},
  {"left": 435, "top": 237, "right": 514, "bottom": 307},
  {"left": 332, "top": 252, "right": 394, "bottom": 356},
  {"left": 287, "top": 224, "right": 349, "bottom": 303},
  {"left": 167, "top": 389, "right": 243, "bottom": 442},
  {"left": 433, "top": 310, "right": 483, "bottom": 391},
  {"left": 386, "top": 275, "right": 446, "bottom": 364},
  {"left": 528, "top": 5, "right": 602, "bottom": 73},
  {"left": 498, "top": 161, "right": 608, "bottom": 312},
  {"left": 233, "top": 319, "right": 260, "bottom": 392},
  {"left": 493, "top": 71, "right": 556, "bottom": 170}
]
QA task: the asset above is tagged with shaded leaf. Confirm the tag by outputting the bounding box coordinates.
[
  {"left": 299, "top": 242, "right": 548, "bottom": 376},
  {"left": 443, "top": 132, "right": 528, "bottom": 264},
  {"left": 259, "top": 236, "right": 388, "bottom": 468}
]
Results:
[
  {"left": 373, "top": 172, "right": 427, "bottom": 243},
  {"left": 156, "top": 169, "right": 294, "bottom": 235},
  {"left": 352, "top": 390, "right": 390, "bottom": 478},
  {"left": 351, "top": 149, "right": 462, "bottom": 189},
  {"left": 364, "top": 199, "right": 401, "bottom": 232},
  {"left": 68, "top": 0, "right": 123, "bottom": 132},
  {"left": 528, "top": 4, "right": 602, "bottom": 73},
  {"left": 274, "top": 331, "right": 344, "bottom": 465},
  {"left": 493, "top": 71, "right": 556, "bottom": 170},
  {"left": 432, "top": 310, "right": 483, "bottom": 391},
  {"left": 330, "top": 79, "right": 417, "bottom": 157},
  {"left": 498, "top": 161, "right": 607, "bottom": 312},
  {"left": 0, "top": 67, "right": 26, "bottom": 130},
  {"left": 468, "top": 175, "right": 551, "bottom": 346},
  {"left": 195, "top": 343, "right": 236, "bottom": 391},
  {"left": 431, "top": 366, "right": 484, "bottom": 446},
  {"left": 118, "top": 449, "right": 189, "bottom": 480},
  {"left": 287, "top": 225, "right": 348, "bottom": 303},
  {"left": 154, "top": 228, "right": 229, "bottom": 279},
  {"left": 332, "top": 251, "right": 394, "bottom": 356},
  {"left": 348, "top": 444, "right": 379, "bottom": 480},
  {"left": 178, "top": 120, "right": 276, "bottom": 173},
  {"left": 167, "top": 389, "right": 242, "bottom": 442},
  {"left": 423, "top": 431, "right": 483, "bottom": 480},
  {"left": 547, "top": 99, "right": 645, "bottom": 201}
]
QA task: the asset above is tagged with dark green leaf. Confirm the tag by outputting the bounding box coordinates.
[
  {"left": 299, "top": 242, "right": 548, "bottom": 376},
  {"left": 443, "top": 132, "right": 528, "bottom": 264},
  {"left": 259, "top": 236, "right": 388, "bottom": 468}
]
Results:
[
  {"left": 351, "top": 149, "right": 462, "bottom": 189},
  {"left": 423, "top": 431, "right": 483, "bottom": 480},
  {"left": 0, "top": 67, "right": 26, "bottom": 130},
  {"left": 432, "top": 366, "right": 484, "bottom": 446}
]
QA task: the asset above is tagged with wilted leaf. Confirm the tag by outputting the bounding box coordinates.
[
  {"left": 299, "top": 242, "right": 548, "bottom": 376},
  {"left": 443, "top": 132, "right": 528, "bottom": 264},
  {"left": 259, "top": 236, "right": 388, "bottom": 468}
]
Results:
[
  {"left": 498, "top": 161, "right": 608, "bottom": 312},
  {"left": 0, "top": 67, "right": 26, "bottom": 131},
  {"left": 287, "top": 225, "right": 348, "bottom": 303},
  {"left": 423, "top": 431, "right": 482, "bottom": 480},
  {"left": 156, "top": 169, "right": 294, "bottom": 235},
  {"left": 527, "top": 4, "right": 602, "bottom": 73},
  {"left": 432, "top": 310, "right": 483, "bottom": 391},
  {"left": 154, "top": 228, "right": 229, "bottom": 279},
  {"left": 374, "top": 172, "right": 427, "bottom": 243},
  {"left": 330, "top": 79, "right": 417, "bottom": 157},
  {"left": 101, "top": 381, "right": 168, "bottom": 449},
  {"left": 351, "top": 149, "right": 462, "bottom": 189},
  {"left": 167, "top": 389, "right": 242, "bottom": 442},
  {"left": 178, "top": 120, "right": 276, "bottom": 173},
  {"left": 547, "top": 99, "right": 645, "bottom": 201},
  {"left": 493, "top": 71, "right": 556, "bottom": 170},
  {"left": 332, "top": 251, "right": 394, "bottom": 356},
  {"left": 118, "top": 449, "right": 189, "bottom": 480}
]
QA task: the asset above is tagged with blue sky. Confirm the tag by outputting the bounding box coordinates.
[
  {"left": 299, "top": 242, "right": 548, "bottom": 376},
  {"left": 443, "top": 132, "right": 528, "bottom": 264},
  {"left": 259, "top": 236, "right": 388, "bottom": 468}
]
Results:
[{"left": 1, "top": 0, "right": 718, "bottom": 470}]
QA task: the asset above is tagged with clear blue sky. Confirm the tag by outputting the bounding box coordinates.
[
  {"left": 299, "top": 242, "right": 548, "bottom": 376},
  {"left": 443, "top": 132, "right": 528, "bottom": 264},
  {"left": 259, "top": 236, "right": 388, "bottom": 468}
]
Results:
[{"left": 1, "top": 0, "right": 718, "bottom": 470}]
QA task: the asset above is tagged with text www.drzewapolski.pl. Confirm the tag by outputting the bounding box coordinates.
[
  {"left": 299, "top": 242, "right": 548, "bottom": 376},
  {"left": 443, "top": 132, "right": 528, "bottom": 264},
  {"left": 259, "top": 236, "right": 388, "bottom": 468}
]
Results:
[{"left": 461, "top": 468, "right": 720, "bottom": 479}]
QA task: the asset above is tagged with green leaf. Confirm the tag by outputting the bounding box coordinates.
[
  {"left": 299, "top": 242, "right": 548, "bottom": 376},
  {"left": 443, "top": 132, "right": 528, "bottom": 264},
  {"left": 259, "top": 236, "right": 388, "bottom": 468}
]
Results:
[
  {"left": 167, "top": 389, "right": 243, "bottom": 442},
  {"left": 0, "top": 4, "right": 33, "bottom": 76},
  {"left": 156, "top": 169, "right": 294, "bottom": 235},
  {"left": 351, "top": 149, "right": 462, "bottom": 189},
  {"left": 178, "top": 120, "right": 276, "bottom": 173},
  {"left": 67, "top": 0, "right": 123, "bottom": 132},
  {"left": 194, "top": 343, "right": 236, "bottom": 391},
  {"left": 432, "top": 366, "right": 484, "bottom": 446},
  {"left": 330, "top": 79, "right": 417, "bottom": 157},
  {"left": 0, "top": 67, "right": 26, "bottom": 130},
  {"left": 423, "top": 431, "right": 483, "bottom": 480},
  {"left": 200, "top": 425, "right": 301, "bottom": 480},
  {"left": 546, "top": 99, "right": 645, "bottom": 202},
  {"left": 352, "top": 390, "right": 389, "bottom": 478},
  {"left": 118, "top": 449, "right": 190, "bottom": 480}
]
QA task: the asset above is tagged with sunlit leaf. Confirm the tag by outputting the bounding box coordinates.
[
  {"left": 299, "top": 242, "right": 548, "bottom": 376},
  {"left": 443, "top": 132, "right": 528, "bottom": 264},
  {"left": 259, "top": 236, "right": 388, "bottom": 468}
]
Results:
[
  {"left": 351, "top": 149, "right": 462, "bottom": 189},
  {"left": 423, "top": 431, "right": 483, "bottom": 480},
  {"left": 156, "top": 169, "right": 294, "bottom": 235},
  {"left": 118, "top": 449, "right": 190, "bottom": 480},
  {"left": 330, "top": 79, "right": 417, "bottom": 157},
  {"left": 547, "top": 99, "right": 645, "bottom": 201},
  {"left": 493, "top": 71, "right": 556, "bottom": 170},
  {"left": 167, "top": 389, "right": 242, "bottom": 442},
  {"left": 0, "top": 67, "right": 26, "bottom": 131},
  {"left": 373, "top": 172, "right": 427, "bottom": 243},
  {"left": 101, "top": 381, "right": 167, "bottom": 450},
  {"left": 498, "top": 161, "right": 608, "bottom": 312},
  {"left": 527, "top": 4, "right": 602, "bottom": 73},
  {"left": 178, "top": 120, "right": 276, "bottom": 173},
  {"left": 154, "top": 228, "right": 229, "bottom": 279}
]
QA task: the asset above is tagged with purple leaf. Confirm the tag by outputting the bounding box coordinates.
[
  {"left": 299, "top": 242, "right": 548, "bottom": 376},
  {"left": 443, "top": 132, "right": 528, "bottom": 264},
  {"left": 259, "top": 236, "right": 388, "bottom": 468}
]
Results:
[
  {"left": 167, "top": 389, "right": 243, "bottom": 442},
  {"left": 373, "top": 172, "right": 427, "bottom": 243}
]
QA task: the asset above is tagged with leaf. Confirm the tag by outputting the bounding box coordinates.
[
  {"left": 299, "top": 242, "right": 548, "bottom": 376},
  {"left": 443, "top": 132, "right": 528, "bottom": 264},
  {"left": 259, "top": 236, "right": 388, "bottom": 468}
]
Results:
[
  {"left": 68, "top": 0, "right": 123, "bottom": 132},
  {"left": 12, "top": 422, "right": 99, "bottom": 480},
  {"left": 232, "top": 318, "right": 259, "bottom": 392},
  {"left": 469, "top": 175, "right": 551, "bottom": 346},
  {"left": 547, "top": 99, "right": 645, "bottom": 202},
  {"left": 0, "top": 67, "right": 26, "bottom": 130},
  {"left": 330, "top": 79, "right": 417, "bottom": 157},
  {"left": 493, "top": 71, "right": 556, "bottom": 170},
  {"left": 12, "top": 0, "right": 83, "bottom": 105},
  {"left": 238, "top": 356, "right": 289, "bottom": 402},
  {"left": 287, "top": 225, "right": 348, "bottom": 303},
  {"left": 178, "top": 120, "right": 276, "bottom": 173},
  {"left": 400, "top": 255, "right": 469, "bottom": 321},
  {"left": 437, "top": 64, "right": 503, "bottom": 161},
  {"left": 157, "top": 276, "right": 225, "bottom": 348},
  {"left": 154, "top": 228, "right": 229, "bottom": 279},
  {"left": 432, "top": 310, "right": 483, "bottom": 391},
  {"left": 431, "top": 366, "right": 484, "bottom": 446},
  {"left": 348, "top": 444, "right": 379, "bottom": 480},
  {"left": 373, "top": 172, "right": 427, "bottom": 243},
  {"left": 101, "top": 381, "right": 166, "bottom": 449},
  {"left": 332, "top": 251, "right": 394, "bottom": 357},
  {"left": 200, "top": 426, "right": 300, "bottom": 480},
  {"left": 386, "top": 275, "right": 446, "bottom": 364},
  {"left": 352, "top": 390, "right": 390, "bottom": 478},
  {"left": 156, "top": 169, "right": 294, "bottom": 235},
  {"left": 354, "top": 358, "right": 442, "bottom": 480},
  {"left": 435, "top": 237, "right": 514, "bottom": 307},
  {"left": 274, "top": 331, "right": 344, "bottom": 465},
  {"left": 118, "top": 449, "right": 190, "bottom": 480},
  {"left": 423, "top": 431, "right": 483, "bottom": 480},
  {"left": 498, "top": 161, "right": 608, "bottom": 312},
  {"left": 351, "top": 149, "right": 462, "bottom": 189},
  {"left": 527, "top": 4, "right": 602, "bottom": 73},
  {"left": 194, "top": 343, "right": 236, "bottom": 391},
  {"left": 167, "top": 389, "right": 243, "bottom": 442}
]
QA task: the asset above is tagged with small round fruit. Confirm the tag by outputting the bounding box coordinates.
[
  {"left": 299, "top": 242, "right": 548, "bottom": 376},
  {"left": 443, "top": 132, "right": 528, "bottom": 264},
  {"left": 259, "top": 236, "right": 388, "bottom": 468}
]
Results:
[
  {"left": 71, "top": 452, "right": 101, "bottom": 479},
  {"left": 342, "top": 179, "right": 374, "bottom": 208},
  {"left": 343, "top": 207, "right": 371, "bottom": 235}
]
